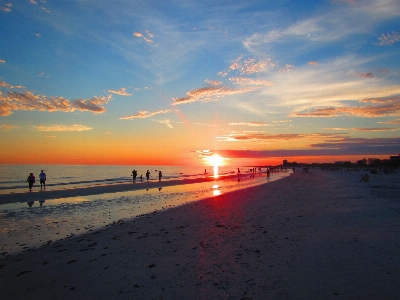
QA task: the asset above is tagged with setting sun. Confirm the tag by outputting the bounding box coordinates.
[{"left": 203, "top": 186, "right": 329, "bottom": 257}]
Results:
[{"left": 206, "top": 154, "right": 224, "bottom": 167}]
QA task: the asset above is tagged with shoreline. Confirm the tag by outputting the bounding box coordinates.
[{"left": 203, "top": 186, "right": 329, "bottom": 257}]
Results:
[
  {"left": 0, "top": 173, "right": 249, "bottom": 204},
  {"left": 0, "top": 169, "right": 399, "bottom": 299}
]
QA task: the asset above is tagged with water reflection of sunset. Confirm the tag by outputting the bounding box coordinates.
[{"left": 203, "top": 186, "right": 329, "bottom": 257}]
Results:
[{"left": 212, "top": 184, "right": 221, "bottom": 196}]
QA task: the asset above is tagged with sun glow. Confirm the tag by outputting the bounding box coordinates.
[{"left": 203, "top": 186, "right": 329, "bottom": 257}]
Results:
[{"left": 206, "top": 154, "right": 224, "bottom": 177}]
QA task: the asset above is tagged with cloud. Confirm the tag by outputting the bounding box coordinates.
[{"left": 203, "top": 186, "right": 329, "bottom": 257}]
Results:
[
  {"left": 0, "top": 124, "right": 20, "bottom": 131},
  {"left": 351, "top": 127, "right": 400, "bottom": 132},
  {"left": 375, "top": 31, "right": 400, "bottom": 46},
  {"left": 108, "top": 87, "right": 132, "bottom": 96},
  {"left": 1, "top": 3, "right": 11, "bottom": 12},
  {"left": 218, "top": 132, "right": 346, "bottom": 142},
  {"left": 205, "top": 79, "right": 222, "bottom": 86},
  {"left": 171, "top": 86, "right": 254, "bottom": 105},
  {"left": 32, "top": 124, "right": 93, "bottom": 132},
  {"left": 355, "top": 72, "right": 374, "bottom": 78},
  {"left": 308, "top": 61, "right": 319, "bottom": 66},
  {"left": 0, "top": 80, "right": 111, "bottom": 116},
  {"left": 218, "top": 57, "right": 273, "bottom": 77},
  {"left": 229, "top": 77, "right": 273, "bottom": 86},
  {"left": 378, "top": 119, "right": 400, "bottom": 125},
  {"left": 309, "top": 136, "right": 400, "bottom": 152},
  {"left": 292, "top": 95, "right": 400, "bottom": 117},
  {"left": 212, "top": 137, "right": 400, "bottom": 158},
  {"left": 229, "top": 122, "right": 273, "bottom": 127},
  {"left": 120, "top": 109, "right": 173, "bottom": 120},
  {"left": 154, "top": 119, "right": 173, "bottom": 128},
  {"left": 133, "top": 31, "right": 154, "bottom": 43},
  {"left": 0, "top": 59, "right": 5, "bottom": 63}
]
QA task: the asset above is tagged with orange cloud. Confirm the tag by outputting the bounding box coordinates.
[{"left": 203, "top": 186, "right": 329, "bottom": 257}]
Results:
[
  {"left": 108, "top": 87, "right": 132, "bottom": 96},
  {"left": 0, "top": 124, "right": 20, "bottom": 130},
  {"left": 219, "top": 57, "right": 273, "bottom": 77},
  {"left": 120, "top": 109, "right": 172, "bottom": 120},
  {"left": 292, "top": 95, "right": 400, "bottom": 117},
  {"left": 172, "top": 86, "right": 253, "bottom": 105},
  {"left": 0, "top": 80, "right": 111, "bottom": 116},
  {"left": 229, "top": 122, "right": 273, "bottom": 127},
  {"left": 378, "top": 118, "right": 400, "bottom": 125},
  {"left": 229, "top": 77, "right": 273, "bottom": 86},
  {"left": 0, "top": 59, "right": 5, "bottom": 63},
  {"left": 32, "top": 124, "right": 93, "bottom": 131},
  {"left": 308, "top": 61, "right": 319, "bottom": 66},
  {"left": 218, "top": 132, "right": 345, "bottom": 142}
]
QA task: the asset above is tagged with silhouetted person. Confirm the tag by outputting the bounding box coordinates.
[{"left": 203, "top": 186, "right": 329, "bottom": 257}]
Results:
[
  {"left": 39, "top": 170, "right": 46, "bottom": 191},
  {"left": 140, "top": 175, "right": 143, "bottom": 182},
  {"left": 132, "top": 169, "right": 137, "bottom": 182},
  {"left": 158, "top": 170, "right": 162, "bottom": 181},
  {"left": 27, "top": 201, "right": 34, "bottom": 207},
  {"left": 146, "top": 170, "right": 150, "bottom": 182},
  {"left": 27, "top": 173, "right": 35, "bottom": 192}
]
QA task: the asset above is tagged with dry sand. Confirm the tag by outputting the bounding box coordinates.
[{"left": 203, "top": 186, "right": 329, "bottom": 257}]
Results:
[{"left": 0, "top": 169, "right": 399, "bottom": 299}]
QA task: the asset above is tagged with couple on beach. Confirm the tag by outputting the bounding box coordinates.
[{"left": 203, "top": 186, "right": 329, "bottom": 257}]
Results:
[{"left": 27, "top": 170, "right": 46, "bottom": 191}]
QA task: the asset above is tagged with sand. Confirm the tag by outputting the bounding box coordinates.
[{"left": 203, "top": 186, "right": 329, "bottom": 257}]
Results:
[{"left": 0, "top": 169, "right": 399, "bottom": 299}]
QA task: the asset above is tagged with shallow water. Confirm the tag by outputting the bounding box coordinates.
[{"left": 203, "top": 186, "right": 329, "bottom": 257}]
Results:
[{"left": 0, "top": 170, "right": 291, "bottom": 257}]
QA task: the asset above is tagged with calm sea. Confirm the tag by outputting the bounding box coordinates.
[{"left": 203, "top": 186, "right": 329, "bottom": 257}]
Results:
[
  {"left": 0, "top": 164, "right": 290, "bottom": 257},
  {"left": 0, "top": 164, "right": 240, "bottom": 194}
]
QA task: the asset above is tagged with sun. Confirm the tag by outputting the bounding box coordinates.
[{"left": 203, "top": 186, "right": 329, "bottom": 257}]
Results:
[
  {"left": 206, "top": 154, "right": 223, "bottom": 167},
  {"left": 206, "top": 154, "right": 224, "bottom": 177}
]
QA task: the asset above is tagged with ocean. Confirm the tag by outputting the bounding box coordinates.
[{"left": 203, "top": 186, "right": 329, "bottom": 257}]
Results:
[
  {"left": 0, "top": 164, "right": 240, "bottom": 193},
  {"left": 0, "top": 164, "right": 291, "bottom": 257}
]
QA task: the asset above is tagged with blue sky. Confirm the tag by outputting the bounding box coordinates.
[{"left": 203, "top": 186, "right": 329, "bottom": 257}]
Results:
[{"left": 0, "top": 0, "right": 399, "bottom": 165}]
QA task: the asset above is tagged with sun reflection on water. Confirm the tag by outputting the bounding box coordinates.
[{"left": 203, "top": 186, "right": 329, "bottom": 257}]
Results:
[{"left": 212, "top": 184, "right": 221, "bottom": 196}]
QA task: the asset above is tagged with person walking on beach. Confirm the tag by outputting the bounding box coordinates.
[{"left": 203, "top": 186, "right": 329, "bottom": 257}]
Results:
[
  {"left": 39, "top": 170, "right": 46, "bottom": 191},
  {"left": 27, "top": 173, "right": 35, "bottom": 192},
  {"left": 158, "top": 170, "right": 162, "bottom": 181},
  {"left": 146, "top": 170, "right": 150, "bottom": 182}
]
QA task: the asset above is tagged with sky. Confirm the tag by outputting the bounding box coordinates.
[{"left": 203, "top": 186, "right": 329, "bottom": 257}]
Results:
[{"left": 0, "top": 0, "right": 400, "bottom": 167}]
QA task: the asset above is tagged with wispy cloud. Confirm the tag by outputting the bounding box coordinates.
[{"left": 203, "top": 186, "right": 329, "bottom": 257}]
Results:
[
  {"left": 108, "top": 87, "right": 132, "bottom": 96},
  {"left": 154, "top": 119, "right": 173, "bottom": 128},
  {"left": 375, "top": 31, "right": 400, "bottom": 46},
  {"left": 218, "top": 132, "right": 346, "bottom": 142},
  {"left": 218, "top": 56, "right": 273, "bottom": 77},
  {"left": 351, "top": 127, "right": 399, "bottom": 132},
  {"left": 32, "top": 124, "right": 93, "bottom": 132},
  {"left": 292, "top": 95, "right": 400, "bottom": 117},
  {"left": 378, "top": 118, "right": 400, "bottom": 125},
  {"left": 120, "top": 109, "right": 173, "bottom": 120},
  {"left": 229, "top": 77, "right": 273, "bottom": 86},
  {"left": 0, "top": 59, "right": 5, "bottom": 63},
  {"left": 0, "top": 124, "right": 20, "bottom": 131},
  {"left": 229, "top": 122, "right": 273, "bottom": 127},
  {"left": 354, "top": 72, "right": 374, "bottom": 78},
  {"left": 0, "top": 80, "right": 111, "bottom": 116},
  {"left": 172, "top": 86, "right": 254, "bottom": 105},
  {"left": 133, "top": 30, "right": 154, "bottom": 43},
  {"left": 1, "top": 3, "right": 11, "bottom": 12}
]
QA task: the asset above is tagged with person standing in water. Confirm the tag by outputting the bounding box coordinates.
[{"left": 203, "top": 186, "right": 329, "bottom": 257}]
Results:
[
  {"left": 146, "top": 170, "right": 150, "bottom": 182},
  {"left": 39, "top": 170, "right": 46, "bottom": 191},
  {"left": 27, "top": 173, "right": 35, "bottom": 192},
  {"left": 158, "top": 170, "right": 162, "bottom": 181}
]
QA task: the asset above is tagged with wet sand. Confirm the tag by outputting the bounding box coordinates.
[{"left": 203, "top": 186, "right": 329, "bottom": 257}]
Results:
[{"left": 0, "top": 169, "right": 399, "bottom": 299}]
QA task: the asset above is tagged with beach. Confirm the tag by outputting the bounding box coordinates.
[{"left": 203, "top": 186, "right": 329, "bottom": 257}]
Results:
[{"left": 0, "top": 169, "right": 399, "bottom": 299}]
